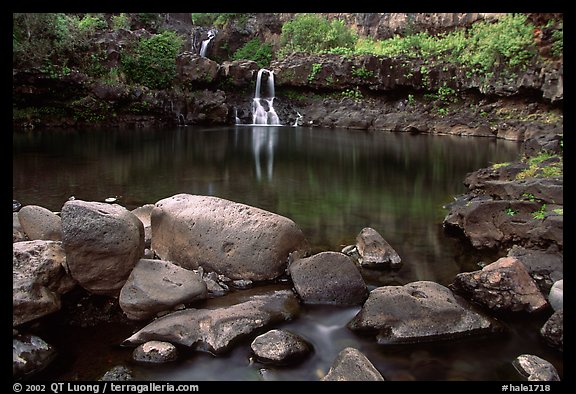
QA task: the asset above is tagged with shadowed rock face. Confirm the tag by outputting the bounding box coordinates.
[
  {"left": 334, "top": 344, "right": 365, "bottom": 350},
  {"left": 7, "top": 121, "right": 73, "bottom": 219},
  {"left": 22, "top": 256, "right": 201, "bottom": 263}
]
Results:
[
  {"left": 61, "top": 200, "right": 145, "bottom": 296},
  {"left": 151, "top": 194, "right": 309, "bottom": 281},
  {"left": 122, "top": 289, "right": 300, "bottom": 354},
  {"left": 288, "top": 251, "right": 368, "bottom": 305},
  {"left": 348, "top": 281, "right": 502, "bottom": 344}
]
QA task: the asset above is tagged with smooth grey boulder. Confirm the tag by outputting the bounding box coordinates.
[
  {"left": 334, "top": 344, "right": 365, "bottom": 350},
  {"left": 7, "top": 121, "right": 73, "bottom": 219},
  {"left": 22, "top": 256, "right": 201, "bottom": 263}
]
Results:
[
  {"left": 132, "top": 341, "right": 178, "bottom": 363},
  {"left": 548, "top": 279, "right": 563, "bottom": 311},
  {"left": 321, "top": 347, "right": 384, "bottom": 381},
  {"left": 151, "top": 194, "right": 309, "bottom": 281},
  {"left": 451, "top": 256, "right": 548, "bottom": 313},
  {"left": 13, "top": 335, "right": 56, "bottom": 379},
  {"left": 348, "top": 281, "right": 501, "bottom": 344},
  {"left": 18, "top": 205, "right": 62, "bottom": 241},
  {"left": 356, "top": 227, "right": 402, "bottom": 269},
  {"left": 13, "top": 240, "right": 76, "bottom": 326},
  {"left": 122, "top": 289, "right": 300, "bottom": 354},
  {"left": 119, "top": 259, "right": 208, "bottom": 320},
  {"left": 289, "top": 251, "right": 368, "bottom": 305},
  {"left": 61, "top": 200, "right": 145, "bottom": 296},
  {"left": 250, "top": 329, "right": 312, "bottom": 365},
  {"left": 512, "top": 354, "right": 560, "bottom": 381},
  {"left": 540, "top": 309, "right": 563, "bottom": 351}
]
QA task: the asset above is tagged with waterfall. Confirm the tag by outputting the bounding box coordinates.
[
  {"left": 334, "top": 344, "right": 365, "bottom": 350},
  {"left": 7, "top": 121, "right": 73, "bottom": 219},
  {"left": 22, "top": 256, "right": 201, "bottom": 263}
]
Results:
[
  {"left": 234, "top": 108, "right": 241, "bottom": 125},
  {"left": 252, "top": 69, "right": 281, "bottom": 125},
  {"left": 200, "top": 29, "right": 217, "bottom": 58}
]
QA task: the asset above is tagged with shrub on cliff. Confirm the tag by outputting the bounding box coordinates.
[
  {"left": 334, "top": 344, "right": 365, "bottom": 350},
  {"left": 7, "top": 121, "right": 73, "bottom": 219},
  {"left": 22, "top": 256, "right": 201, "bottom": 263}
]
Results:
[
  {"left": 279, "top": 14, "right": 357, "bottom": 56},
  {"left": 232, "top": 38, "right": 273, "bottom": 68},
  {"left": 121, "top": 30, "right": 183, "bottom": 90}
]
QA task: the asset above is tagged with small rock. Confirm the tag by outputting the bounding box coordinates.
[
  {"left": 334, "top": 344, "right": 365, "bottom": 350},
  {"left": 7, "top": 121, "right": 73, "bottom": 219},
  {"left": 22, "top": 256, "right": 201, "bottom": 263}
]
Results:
[
  {"left": 250, "top": 329, "right": 312, "bottom": 365},
  {"left": 321, "top": 347, "right": 384, "bottom": 381},
  {"left": 231, "top": 279, "right": 253, "bottom": 289},
  {"left": 13, "top": 200, "right": 22, "bottom": 212},
  {"left": 540, "top": 310, "right": 563, "bottom": 351},
  {"left": 99, "top": 365, "right": 134, "bottom": 381},
  {"left": 132, "top": 341, "right": 178, "bottom": 364},
  {"left": 356, "top": 227, "right": 402, "bottom": 269},
  {"left": 512, "top": 354, "right": 560, "bottom": 381}
]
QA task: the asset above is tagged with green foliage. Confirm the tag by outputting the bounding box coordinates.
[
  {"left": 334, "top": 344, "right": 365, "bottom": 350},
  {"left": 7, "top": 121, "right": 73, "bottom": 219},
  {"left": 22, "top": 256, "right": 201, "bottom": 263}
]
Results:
[
  {"left": 280, "top": 14, "right": 357, "bottom": 56},
  {"left": 407, "top": 94, "right": 415, "bottom": 105},
  {"left": 232, "top": 38, "right": 273, "bottom": 68},
  {"left": 532, "top": 204, "right": 547, "bottom": 220},
  {"left": 491, "top": 162, "right": 510, "bottom": 169},
  {"left": 341, "top": 87, "right": 363, "bottom": 101},
  {"left": 308, "top": 63, "right": 322, "bottom": 82},
  {"left": 191, "top": 13, "right": 247, "bottom": 28},
  {"left": 551, "top": 27, "right": 563, "bottom": 58},
  {"left": 77, "top": 14, "right": 108, "bottom": 33},
  {"left": 505, "top": 207, "right": 518, "bottom": 216},
  {"left": 111, "top": 13, "right": 130, "bottom": 31},
  {"left": 351, "top": 66, "right": 374, "bottom": 79},
  {"left": 121, "top": 31, "right": 183, "bottom": 89},
  {"left": 136, "top": 13, "right": 161, "bottom": 31}
]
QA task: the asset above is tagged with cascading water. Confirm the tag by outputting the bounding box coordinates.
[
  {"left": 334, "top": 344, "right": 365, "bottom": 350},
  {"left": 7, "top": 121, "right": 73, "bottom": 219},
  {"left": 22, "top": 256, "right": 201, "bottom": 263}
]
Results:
[
  {"left": 252, "top": 69, "right": 281, "bottom": 125},
  {"left": 199, "top": 29, "right": 217, "bottom": 58}
]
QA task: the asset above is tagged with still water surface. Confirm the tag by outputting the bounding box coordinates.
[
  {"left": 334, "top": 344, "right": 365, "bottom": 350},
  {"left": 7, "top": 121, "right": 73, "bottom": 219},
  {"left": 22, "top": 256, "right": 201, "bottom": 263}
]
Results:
[{"left": 13, "top": 126, "right": 561, "bottom": 380}]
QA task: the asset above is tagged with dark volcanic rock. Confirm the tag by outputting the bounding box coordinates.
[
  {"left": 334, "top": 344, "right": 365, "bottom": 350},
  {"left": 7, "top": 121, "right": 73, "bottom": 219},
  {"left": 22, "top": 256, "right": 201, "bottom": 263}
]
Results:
[
  {"left": 348, "top": 281, "right": 501, "bottom": 344},
  {"left": 540, "top": 309, "right": 563, "bottom": 351},
  {"left": 13, "top": 335, "right": 56, "bottom": 379},
  {"left": 507, "top": 245, "right": 563, "bottom": 294}
]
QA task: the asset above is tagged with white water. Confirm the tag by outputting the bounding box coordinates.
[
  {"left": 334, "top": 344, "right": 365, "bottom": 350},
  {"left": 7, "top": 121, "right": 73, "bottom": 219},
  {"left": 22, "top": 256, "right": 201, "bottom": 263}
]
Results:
[
  {"left": 199, "top": 30, "right": 216, "bottom": 58},
  {"left": 252, "top": 69, "right": 281, "bottom": 125}
]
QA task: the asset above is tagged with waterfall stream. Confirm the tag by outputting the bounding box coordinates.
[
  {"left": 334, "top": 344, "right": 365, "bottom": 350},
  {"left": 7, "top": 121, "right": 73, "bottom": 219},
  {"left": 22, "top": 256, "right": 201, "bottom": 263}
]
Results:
[{"left": 252, "top": 69, "right": 281, "bottom": 125}]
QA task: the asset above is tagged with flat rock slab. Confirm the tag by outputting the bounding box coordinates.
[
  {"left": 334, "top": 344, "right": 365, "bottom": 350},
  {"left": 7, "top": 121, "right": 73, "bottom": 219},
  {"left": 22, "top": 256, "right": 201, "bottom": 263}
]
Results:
[
  {"left": 289, "top": 251, "right": 368, "bottom": 305},
  {"left": 123, "top": 289, "right": 300, "bottom": 354},
  {"left": 151, "top": 194, "right": 309, "bottom": 281},
  {"left": 119, "top": 259, "right": 208, "bottom": 321},
  {"left": 348, "top": 281, "right": 501, "bottom": 344},
  {"left": 321, "top": 347, "right": 384, "bottom": 381}
]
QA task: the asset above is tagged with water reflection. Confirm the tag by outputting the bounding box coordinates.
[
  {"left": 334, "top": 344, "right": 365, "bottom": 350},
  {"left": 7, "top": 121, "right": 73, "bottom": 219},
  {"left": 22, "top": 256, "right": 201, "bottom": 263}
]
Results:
[{"left": 248, "top": 126, "right": 279, "bottom": 181}]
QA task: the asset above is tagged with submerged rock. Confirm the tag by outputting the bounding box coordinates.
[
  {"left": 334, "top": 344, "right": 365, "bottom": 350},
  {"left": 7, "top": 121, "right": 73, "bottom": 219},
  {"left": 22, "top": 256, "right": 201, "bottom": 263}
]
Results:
[
  {"left": 122, "top": 289, "right": 299, "bottom": 354},
  {"left": 61, "top": 200, "right": 145, "bottom": 296},
  {"left": 321, "top": 347, "right": 384, "bottom": 381},
  {"left": 451, "top": 256, "right": 548, "bottom": 313},
  {"left": 348, "top": 281, "right": 501, "bottom": 344},
  {"left": 151, "top": 194, "right": 309, "bottom": 281},
  {"left": 13, "top": 335, "right": 56, "bottom": 379},
  {"left": 132, "top": 341, "right": 178, "bottom": 364},
  {"left": 288, "top": 251, "right": 368, "bottom": 305},
  {"left": 250, "top": 329, "right": 312, "bottom": 365},
  {"left": 512, "top": 354, "right": 560, "bottom": 381}
]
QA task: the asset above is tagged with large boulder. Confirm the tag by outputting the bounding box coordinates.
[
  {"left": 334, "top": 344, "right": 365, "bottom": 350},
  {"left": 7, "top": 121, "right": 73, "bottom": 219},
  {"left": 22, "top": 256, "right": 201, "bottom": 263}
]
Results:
[
  {"left": 321, "top": 347, "right": 384, "bottom": 381},
  {"left": 451, "top": 256, "right": 548, "bottom": 313},
  {"left": 122, "top": 289, "right": 300, "bottom": 354},
  {"left": 151, "top": 194, "right": 309, "bottom": 281},
  {"left": 61, "top": 200, "right": 145, "bottom": 296},
  {"left": 18, "top": 205, "right": 62, "bottom": 241},
  {"left": 348, "top": 281, "right": 501, "bottom": 344},
  {"left": 288, "top": 251, "right": 368, "bottom": 305},
  {"left": 131, "top": 204, "right": 154, "bottom": 249},
  {"left": 507, "top": 245, "right": 563, "bottom": 294},
  {"left": 119, "top": 259, "right": 207, "bottom": 321},
  {"left": 13, "top": 240, "right": 76, "bottom": 326}
]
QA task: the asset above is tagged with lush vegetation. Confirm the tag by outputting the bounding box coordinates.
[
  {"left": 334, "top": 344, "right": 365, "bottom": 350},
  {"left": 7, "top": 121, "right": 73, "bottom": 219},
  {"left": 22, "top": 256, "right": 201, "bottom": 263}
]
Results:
[
  {"left": 232, "top": 38, "right": 273, "bottom": 68},
  {"left": 279, "top": 14, "right": 357, "bottom": 56}
]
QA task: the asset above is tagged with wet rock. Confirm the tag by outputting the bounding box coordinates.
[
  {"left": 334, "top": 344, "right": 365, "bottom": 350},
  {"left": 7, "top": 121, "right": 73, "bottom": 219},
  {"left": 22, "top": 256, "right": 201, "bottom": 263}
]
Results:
[
  {"left": 18, "top": 205, "right": 62, "bottom": 241},
  {"left": 507, "top": 245, "right": 563, "bottom": 294},
  {"left": 119, "top": 259, "right": 208, "bottom": 321},
  {"left": 512, "top": 354, "right": 560, "bottom": 381},
  {"left": 122, "top": 289, "right": 300, "bottom": 354},
  {"left": 131, "top": 204, "right": 154, "bottom": 249},
  {"left": 151, "top": 194, "right": 309, "bottom": 281},
  {"left": 540, "top": 309, "right": 563, "bottom": 351},
  {"left": 321, "top": 347, "right": 384, "bottom": 381},
  {"left": 13, "top": 212, "right": 28, "bottom": 242},
  {"left": 13, "top": 240, "right": 76, "bottom": 326},
  {"left": 547, "top": 279, "right": 563, "bottom": 311},
  {"left": 176, "top": 52, "right": 219, "bottom": 86},
  {"left": 13, "top": 335, "right": 56, "bottom": 379},
  {"left": 99, "top": 365, "right": 134, "bottom": 381},
  {"left": 451, "top": 256, "right": 548, "bottom": 313},
  {"left": 202, "top": 272, "right": 229, "bottom": 297},
  {"left": 218, "top": 60, "right": 260, "bottom": 87},
  {"left": 348, "top": 281, "right": 501, "bottom": 344},
  {"left": 61, "top": 200, "right": 145, "bottom": 296},
  {"left": 13, "top": 199, "right": 22, "bottom": 212},
  {"left": 231, "top": 279, "right": 253, "bottom": 289},
  {"left": 132, "top": 341, "right": 178, "bottom": 364},
  {"left": 288, "top": 251, "right": 368, "bottom": 305},
  {"left": 250, "top": 329, "right": 312, "bottom": 365},
  {"left": 355, "top": 227, "right": 402, "bottom": 269}
]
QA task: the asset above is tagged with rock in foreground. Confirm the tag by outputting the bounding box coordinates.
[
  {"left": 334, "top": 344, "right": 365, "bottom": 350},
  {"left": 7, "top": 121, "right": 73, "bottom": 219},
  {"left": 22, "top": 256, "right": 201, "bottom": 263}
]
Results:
[
  {"left": 321, "top": 347, "right": 384, "bottom": 381},
  {"left": 250, "top": 329, "right": 312, "bottom": 365},
  {"left": 348, "top": 281, "right": 501, "bottom": 344}
]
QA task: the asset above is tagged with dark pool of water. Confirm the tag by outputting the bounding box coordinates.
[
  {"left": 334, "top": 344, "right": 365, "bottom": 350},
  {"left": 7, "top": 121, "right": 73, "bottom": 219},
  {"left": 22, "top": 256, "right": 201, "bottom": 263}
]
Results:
[{"left": 13, "top": 126, "right": 562, "bottom": 381}]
